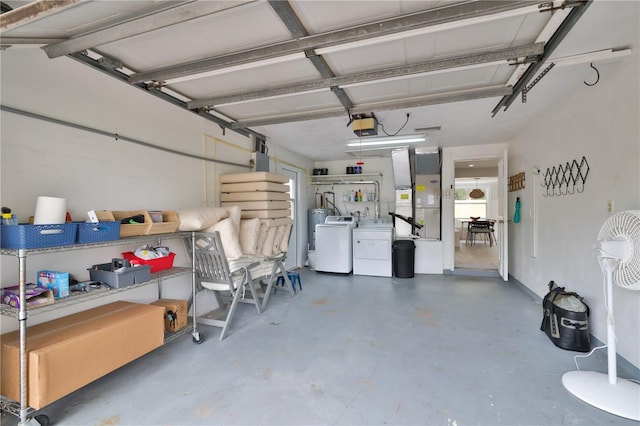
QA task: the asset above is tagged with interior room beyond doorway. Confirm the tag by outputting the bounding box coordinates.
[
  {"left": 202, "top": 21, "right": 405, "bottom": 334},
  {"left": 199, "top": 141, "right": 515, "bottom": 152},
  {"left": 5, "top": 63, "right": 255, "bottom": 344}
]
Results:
[{"left": 454, "top": 161, "right": 499, "bottom": 271}]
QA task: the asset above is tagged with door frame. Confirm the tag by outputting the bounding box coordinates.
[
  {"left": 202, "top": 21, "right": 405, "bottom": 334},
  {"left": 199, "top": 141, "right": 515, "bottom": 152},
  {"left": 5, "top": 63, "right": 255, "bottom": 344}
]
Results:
[
  {"left": 277, "top": 165, "right": 300, "bottom": 270},
  {"left": 441, "top": 144, "right": 509, "bottom": 280}
]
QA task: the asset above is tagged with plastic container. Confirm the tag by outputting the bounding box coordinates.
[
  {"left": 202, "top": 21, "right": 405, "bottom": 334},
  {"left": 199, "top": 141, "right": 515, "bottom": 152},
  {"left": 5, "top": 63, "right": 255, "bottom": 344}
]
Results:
[
  {"left": 1, "top": 223, "right": 77, "bottom": 249},
  {"left": 2, "top": 213, "right": 17, "bottom": 225},
  {"left": 393, "top": 239, "right": 415, "bottom": 278},
  {"left": 88, "top": 259, "right": 151, "bottom": 288},
  {"left": 121, "top": 251, "right": 175, "bottom": 273},
  {"left": 76, "top": 221, "right": 121, "bottom": 244}
]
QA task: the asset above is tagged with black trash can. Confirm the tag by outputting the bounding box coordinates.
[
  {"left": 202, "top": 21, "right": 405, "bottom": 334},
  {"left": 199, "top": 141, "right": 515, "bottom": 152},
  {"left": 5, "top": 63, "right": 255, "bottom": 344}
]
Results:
[{"left": 393, "top": 239, "right": 415, "bottom": 278}]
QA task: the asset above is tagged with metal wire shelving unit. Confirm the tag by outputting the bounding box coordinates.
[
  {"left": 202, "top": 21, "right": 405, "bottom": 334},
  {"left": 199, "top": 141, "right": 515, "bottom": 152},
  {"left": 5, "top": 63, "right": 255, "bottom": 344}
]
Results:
[{"left": 0, "top": 232, "right": 202, "bottom": 425}]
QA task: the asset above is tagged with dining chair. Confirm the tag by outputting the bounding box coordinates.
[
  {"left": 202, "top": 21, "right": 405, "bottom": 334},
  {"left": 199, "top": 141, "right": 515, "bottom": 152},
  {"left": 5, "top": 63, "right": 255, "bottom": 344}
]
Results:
[{"left": 468, "top": 220, "right": 494, "bottom": 246}]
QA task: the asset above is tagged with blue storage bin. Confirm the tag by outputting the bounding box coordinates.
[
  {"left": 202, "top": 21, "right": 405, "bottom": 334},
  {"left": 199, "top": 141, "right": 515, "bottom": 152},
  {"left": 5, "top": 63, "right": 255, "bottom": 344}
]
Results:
[
  {"left": 0, "top": 223, "right": 77, "bottom": 249},
  {"left": 76, "top": 221, "right": 121, "bottom": 244}
]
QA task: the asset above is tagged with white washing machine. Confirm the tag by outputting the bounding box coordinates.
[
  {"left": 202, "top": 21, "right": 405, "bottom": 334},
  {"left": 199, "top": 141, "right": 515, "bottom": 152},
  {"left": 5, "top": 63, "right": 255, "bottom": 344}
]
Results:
[
  {"left": 353, "top": 223, "right": 394, "bottom": 277},
  {"left": 315, "top": 216, "right": 356, "bottom": 273}
]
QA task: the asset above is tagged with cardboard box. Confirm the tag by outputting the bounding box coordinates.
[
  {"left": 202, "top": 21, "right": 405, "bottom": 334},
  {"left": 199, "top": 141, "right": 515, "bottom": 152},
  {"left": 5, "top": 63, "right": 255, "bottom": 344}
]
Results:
[
  {"left": 151, "top": 299, "right": 188, "bottom": 332},
  {"left": 37, "top": 270, "right": 69, "bottom": 299},
  {"left": 96, "top": 210, "right": 151, "bottom": 237},
  {"left": 0, "top": 301, "right": 164, "bottom": 409},
  {"left": 1, "top": 284, "right": 54, "bottom": 309},
  {"left": 144, "top": 210, "right": 179, "bottom": 235}
]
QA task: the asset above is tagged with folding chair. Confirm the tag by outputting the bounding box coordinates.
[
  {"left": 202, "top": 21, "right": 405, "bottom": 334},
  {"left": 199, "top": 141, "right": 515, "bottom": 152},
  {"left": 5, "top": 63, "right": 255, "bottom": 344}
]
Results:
[
  {"left": 184, "top": 231, "right": 263, "bottom": 340},
  {"left": 256, "top": 251, "right": 296, "bottom": 310}
]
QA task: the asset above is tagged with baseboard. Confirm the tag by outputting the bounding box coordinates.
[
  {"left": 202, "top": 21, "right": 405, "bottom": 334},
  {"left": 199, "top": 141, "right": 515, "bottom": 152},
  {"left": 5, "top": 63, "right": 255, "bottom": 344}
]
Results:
[
  {"left": 509, "top": 274, "right": 640, "bottom": 380},
  {"left": 508, "top": 273, "right": 543, "bottom": 302}
]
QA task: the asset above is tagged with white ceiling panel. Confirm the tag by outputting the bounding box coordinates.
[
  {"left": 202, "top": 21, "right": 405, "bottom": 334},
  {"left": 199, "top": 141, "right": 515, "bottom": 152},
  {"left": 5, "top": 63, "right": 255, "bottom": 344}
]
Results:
[
  {"left": 170, "top": 58, "right": 320, "bottom": 100},
  {"left": 430, "top": 15, "right": 545, "bottom": 56},
  {"left": 343, "top": 64, "right": 504, "bottom": 104},
  {"left": 216, "top": 90, "right": 343, "bottom": 119},
  {"left": 97, "top": 2, "right": 289, "bottom": 72},
  {"left": 428, "top": 65, "right": 504, "bottom": 92},
  {"left": 322, "top": 39, "right": 409, "bottom": 75},
  {"left": 290, "top": 0, "right": 445, "bottom": 33}
]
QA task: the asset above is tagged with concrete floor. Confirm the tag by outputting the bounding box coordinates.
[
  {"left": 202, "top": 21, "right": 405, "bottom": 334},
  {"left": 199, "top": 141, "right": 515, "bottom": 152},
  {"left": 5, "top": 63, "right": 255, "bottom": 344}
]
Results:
[{"left": 3, "top": 268, "right": 638, "bottom": 425}]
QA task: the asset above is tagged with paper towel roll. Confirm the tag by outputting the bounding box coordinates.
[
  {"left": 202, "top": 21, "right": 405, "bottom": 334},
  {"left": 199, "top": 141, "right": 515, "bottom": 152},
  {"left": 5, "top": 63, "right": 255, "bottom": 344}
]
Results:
[{"left": 34, "top": 196, "right": 67, "bottom": 225}]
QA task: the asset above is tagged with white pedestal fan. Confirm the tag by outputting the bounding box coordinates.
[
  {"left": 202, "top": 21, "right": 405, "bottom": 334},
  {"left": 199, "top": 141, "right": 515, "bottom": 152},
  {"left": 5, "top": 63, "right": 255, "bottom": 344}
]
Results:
[{"left": 562, "top": 210, "right": 640, "bottom": 421}]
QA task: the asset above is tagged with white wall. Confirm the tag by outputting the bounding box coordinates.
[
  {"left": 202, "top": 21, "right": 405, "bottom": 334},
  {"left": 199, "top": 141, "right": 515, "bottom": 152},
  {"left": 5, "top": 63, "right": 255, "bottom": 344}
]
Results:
[
  {"left": 0, "top": 48, "right": 310, "bottom": 331},
  {"left": 507, "top": 43, "right": 640, "bottom": 366},
  {"left": 314, "top": 157, "right": 396, "bottom": 220}
]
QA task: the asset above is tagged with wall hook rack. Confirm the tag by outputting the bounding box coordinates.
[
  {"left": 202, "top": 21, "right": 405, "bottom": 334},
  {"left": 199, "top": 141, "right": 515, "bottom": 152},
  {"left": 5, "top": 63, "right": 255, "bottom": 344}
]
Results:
[{"left": 541, "top": 156, "right": 589, "bottom": 197}]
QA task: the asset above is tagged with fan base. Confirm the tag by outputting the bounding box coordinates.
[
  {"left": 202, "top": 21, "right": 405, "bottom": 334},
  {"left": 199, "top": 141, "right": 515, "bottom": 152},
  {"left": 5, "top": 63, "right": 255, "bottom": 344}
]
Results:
[{"left": 562, "top": 370, "right": 640, "bottom": 421}]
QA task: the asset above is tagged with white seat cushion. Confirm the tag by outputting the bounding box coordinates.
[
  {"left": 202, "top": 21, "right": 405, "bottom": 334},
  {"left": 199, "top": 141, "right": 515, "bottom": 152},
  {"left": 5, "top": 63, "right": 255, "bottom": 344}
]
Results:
[
  {"left": 177, "top": 207, "right": 228, "bottom": 231},
  {"left": 202, "top": 218, "right": 244, "bottom": 260}
]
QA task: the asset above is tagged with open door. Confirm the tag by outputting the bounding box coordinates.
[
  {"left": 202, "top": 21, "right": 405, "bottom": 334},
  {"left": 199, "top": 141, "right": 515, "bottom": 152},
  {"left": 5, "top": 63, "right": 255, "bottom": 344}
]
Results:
[
  {"left": 497, "top": 151, "right": 509, "bottom": 280},
  {"left": 279, "top": 166, "right": 298, "bottom": 270}
]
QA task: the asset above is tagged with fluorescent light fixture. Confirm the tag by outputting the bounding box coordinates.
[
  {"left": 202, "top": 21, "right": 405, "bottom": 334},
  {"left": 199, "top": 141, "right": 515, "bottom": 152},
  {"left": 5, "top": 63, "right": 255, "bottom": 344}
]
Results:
[{"left": 346, "top": 134, "right": 427, "bottom": 147}]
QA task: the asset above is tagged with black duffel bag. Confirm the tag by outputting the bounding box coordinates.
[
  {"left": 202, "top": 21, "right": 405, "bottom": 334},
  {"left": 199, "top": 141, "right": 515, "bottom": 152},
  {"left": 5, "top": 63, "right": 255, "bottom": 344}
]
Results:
[{"left": 540, "top": 281, "right": 591, "bottom": 352}]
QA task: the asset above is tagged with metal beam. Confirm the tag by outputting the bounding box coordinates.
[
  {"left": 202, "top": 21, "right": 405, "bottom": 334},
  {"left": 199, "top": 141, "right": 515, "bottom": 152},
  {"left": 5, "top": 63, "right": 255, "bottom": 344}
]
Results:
[
  {"left": 230, "top": 86, "right": 512, "bottom": 128},
  {"left": 268, "top": 0, "right": 354, "bottom": 111},
  {"left": 491, "top": 0, "right": 593, "bottom": 116},
  {"left": 189, "top": 43, "right": 542, "bottom": 109},
  {"left": 0, "top": 0, "right": 80, "bottom": 32},
  {"left": 43, "top": 1, "right": 256, "bottom": 59},
  {"left": 67, "top": 51, "right": 266, "bottom": 141},
  {"left": 129, "top": 1, "right": 541, "bottom": 84},
  {"left": 267, "top": 0, "right": 306, "bottom": 39}
]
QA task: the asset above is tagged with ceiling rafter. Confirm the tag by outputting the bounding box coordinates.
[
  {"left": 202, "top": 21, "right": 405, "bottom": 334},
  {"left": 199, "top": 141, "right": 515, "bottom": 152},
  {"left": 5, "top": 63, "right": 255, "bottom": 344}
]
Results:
[
  {"left": 128, "top": 0, "right": 543, "bottom": 84},
  {"left": 268, "top": 0, "right": 354, "bottom": 111},
  {"left": 230, "top": 86, "right": 512, "bottom": 129},
  {"left": 188, "top": 43, "right": 543, "bottom": 109}
]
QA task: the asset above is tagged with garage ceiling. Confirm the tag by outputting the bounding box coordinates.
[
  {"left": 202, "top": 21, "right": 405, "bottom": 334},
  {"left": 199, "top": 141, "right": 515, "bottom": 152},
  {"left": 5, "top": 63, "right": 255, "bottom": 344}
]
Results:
[{"left": 1, "top": 0, "right": 636, "bottom": 161}]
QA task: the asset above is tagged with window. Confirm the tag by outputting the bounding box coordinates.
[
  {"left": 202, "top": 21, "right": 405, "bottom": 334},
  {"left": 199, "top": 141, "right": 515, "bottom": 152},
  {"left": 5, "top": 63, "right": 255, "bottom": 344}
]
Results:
[{"left": 455, "top": 183, "right": 487, "bottom": 219}]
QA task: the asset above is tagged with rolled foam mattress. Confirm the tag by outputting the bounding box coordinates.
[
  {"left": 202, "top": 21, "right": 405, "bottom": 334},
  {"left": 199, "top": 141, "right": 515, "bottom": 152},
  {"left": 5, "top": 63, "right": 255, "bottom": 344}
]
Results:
[
  {"left": 220, "top": 192, "right": 289, "bottom": 202},
  {"left": 220, "top": 181, "right": 289, "bottom": 193},
  {"left": 220, "top": 172, "right": 288, "bottom": 184},
  {"left": 241, "top": 209, "right": 291, "bottom": 219},
  {"left": 221, "top": 201, "right": 290, "bottom": 211}
]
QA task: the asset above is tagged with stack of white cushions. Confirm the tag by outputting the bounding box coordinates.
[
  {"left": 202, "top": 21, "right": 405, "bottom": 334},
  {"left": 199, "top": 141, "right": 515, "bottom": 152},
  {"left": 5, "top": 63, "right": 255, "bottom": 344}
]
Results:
[{"left": 176, "top": 205, "right": 292, "bottom": 261}]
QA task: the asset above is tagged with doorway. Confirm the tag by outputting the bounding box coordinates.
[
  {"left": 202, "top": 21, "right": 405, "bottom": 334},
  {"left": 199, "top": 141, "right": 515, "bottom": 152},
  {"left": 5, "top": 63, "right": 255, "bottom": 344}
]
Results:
[
  {"left": 454, "top": 175, "right": 499, "bottom": 271},
  {"left": 441, "top": 144, "right": 508, "bottom": 280}
]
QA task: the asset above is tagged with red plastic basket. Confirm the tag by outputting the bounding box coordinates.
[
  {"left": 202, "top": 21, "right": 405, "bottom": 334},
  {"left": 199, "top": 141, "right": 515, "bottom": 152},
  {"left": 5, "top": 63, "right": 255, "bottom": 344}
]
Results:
[{"left": 121, "top": 251, "right": 175, "bottom": 273}]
